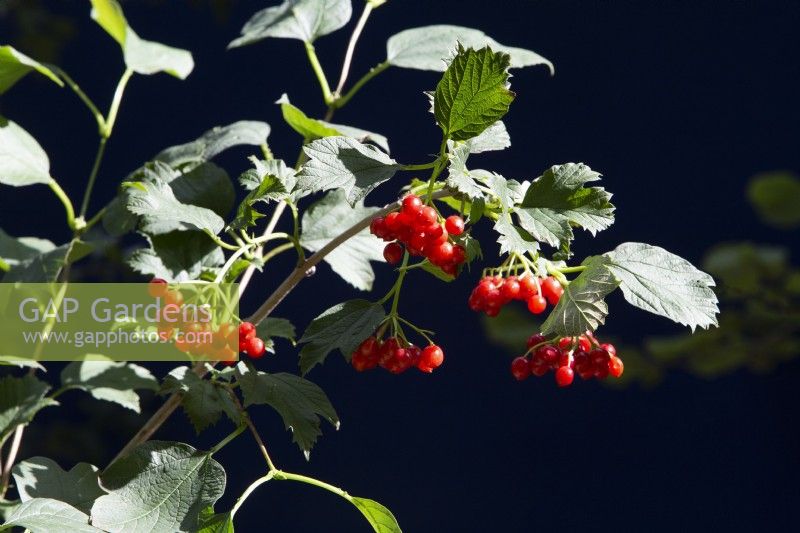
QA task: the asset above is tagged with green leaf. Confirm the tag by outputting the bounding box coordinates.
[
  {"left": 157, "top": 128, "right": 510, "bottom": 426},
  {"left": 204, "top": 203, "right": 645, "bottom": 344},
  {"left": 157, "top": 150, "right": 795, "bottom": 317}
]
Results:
[
  {"left": 236, "top": 367, "right": 339, "bottom": 457},
  {"left": 298, "top": 299, "right": 386, "bottom": 374},
  {"left": 296, "top": 136, "right": 402, "bottom": 206},
  {"left": 517, "top": 163, "right": 615, "bottom": 248},
  {"left": 351, "top": 497, "right": 402, "bottom": 533},
  {"left": 2, "top": 240, "right": 92, "bottom": 282},
  {"left": 2, "top": 498, "right": 102, "bottom": 533},
  {"left": 161, "top": 366, "right": 240, "bottom": 433},
  {"left": 90, "top": 0, "right": 194, "bottom": 79},
  {"left": 60, "top": 359, "right": 159, "bottom": 413},
  {"left": 420, "top": 261, "right": 455, "bottom": 282},
  {"left": 198, "top": 509, "right": 234, "bottom": 533},
  {"left": 256, "top": 317, "right": 296, "bottom": 343},
  {"left": 320, "top": 122, "right": 390, "bottom": 154},
  {"left": 300, "top": 190, "right": 384, "bottom": 290},
  {"left": 541, "top": 255, "right": 620, "bottom": 336},
  {"left": 0, "top": 116, "right": 52, "bottom": 187},
  {"left": 12, "top": 457, "right": 105, "bottom": 515},
  {"left": 91, "top": 441, "right": 226, "bottom": 533},
  {"left": 747, "top": 172, "right": 800, "bottom": 229},
  {"left": 494, "top": 218, "right": 538, "bottom": 256},
  {"left": 0, "top": 499, "right": 19, "bottom": 523},
  {"left": 128, "top": 231, "right": 224, "bottom": 282},
  {"left": 434, "top": 45, "right": 515, "bottom": 141},
  {"left": 0, "top": 45, "right": 63, "bottom": 94},
  {"left": 231, "top": 159, "right": 296, "bottom": 230},
  {"left": 464, "top": 120, "right": 510, "bottom": 153},
  {"left": 445, "top": 144, "right": 482, "bottom": 199},
  {"left": 277, "top": 94, "right": 340, "bottom": 139},
  {"left": 603, "top": 242, "right": 719, "bottom": 330},
  {"left": 229, "top": 0, "right": 352, "bottom": 47},
  {"left": 155, "top": 121, "right": 270, "bottom": 168},
  {"left": 0, "top": 357, "right": 45, "bottom": 371},
  {"left": 0, "top": 375, "right": 56, "bottom": 443},
  {"left": 125, "top": 178, "right": 226, "bottom": 235},
  {"left": 387, "top": 24, "right": 553, "bottom": 73}
]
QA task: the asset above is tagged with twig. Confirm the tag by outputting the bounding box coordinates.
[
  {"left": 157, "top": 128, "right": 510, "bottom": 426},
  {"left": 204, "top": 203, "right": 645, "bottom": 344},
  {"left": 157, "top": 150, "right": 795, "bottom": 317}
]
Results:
[
  {"left": 334, "top": 2, "right": 375, "bottom": 96},
  {"left": 0, "top": 425, "right": 24, "bottom": 498}
]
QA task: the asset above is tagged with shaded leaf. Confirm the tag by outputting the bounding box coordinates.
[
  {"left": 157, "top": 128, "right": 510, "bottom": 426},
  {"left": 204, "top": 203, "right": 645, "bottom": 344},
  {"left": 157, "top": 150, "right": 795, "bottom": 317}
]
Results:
[
  {"left": 128, "top": 231, "right": 224, "bottom": 282},
  {"left": 155, "top": 121, "right": 270, "bottom": 168},
  {"left": 256, "top": 317, "right": 296, "bottom": 343},
  {"left": 2, "top": 498, "right": 101, "bottom": 533},
  {"left": 12, "top": 457, "right": 105, "bottom": 515},
  {"left": 0, "top": 45, "right": 63, "bottom": 94},
  {"left": 0, "top": 375, "right": 56, "bottom": 443},
  {"left": 236, "top": 366, "right": 339, "bottom": 456},
  {"left": 300, "top": 190, "right": 384, "bottom": 290},
  {"left": 91, "top": 441, "right": 226, "bottom": 533},
  {"left": 494, "top": 217, "right": 538, "bottom": 256},
  {"left": 747, "top": 172, "right": 800, "bottom": 229},
  {"left": 161, "top": 366, "right": 240, "bottom": 433},
  {"left": 125, "top": 179, "right": 225, "bottom": 235},
  {"left": 2, "top": 240, "right": 92, "bottom": 282},
  {"left": 60, "top": 359, "right": 158, "bottom": 413}
]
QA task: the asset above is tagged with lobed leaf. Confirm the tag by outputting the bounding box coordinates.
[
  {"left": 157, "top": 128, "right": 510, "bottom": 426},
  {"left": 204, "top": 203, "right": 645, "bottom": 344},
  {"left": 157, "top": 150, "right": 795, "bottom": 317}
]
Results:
[
  {"left": 60, "top": 359, "right": 159, "bottom": 413},
  {"left": 127, "top": 231, "right": 224, "bottom": 282},
  {"left": 603, "top": 242, "right": 719, "bottom": 330},
  {"left": 160, "top": 366, "right": 240, "bottom": 433},
  {"left": 155, "top": 121, "right": 270, "bottom": 169},
  {"left": 296, "top": 136, "right": 401, "bottom": 206},
  {"left": 91, "top": 441, "right": 226, "bottom": 533},
  {"left": 125, "top": 179, "right": 225, "bottom": 235},
  {"left": 300, "top": 190, "right": 384, "bottom": 290},
  {"left": 386, "top": 24, "right": 553, "bottom": 73},
  {"left": 12, "top": 457, "right": 105, "bottom": 515},
  {"left": 236, "top": 366, "right": 339, "bottom": 456},
  {"left": 433, "top": 45, "right": 515, "bottom": 141},
  {"left": 229, "top": 0, "right": 352, "bottom": 47}
]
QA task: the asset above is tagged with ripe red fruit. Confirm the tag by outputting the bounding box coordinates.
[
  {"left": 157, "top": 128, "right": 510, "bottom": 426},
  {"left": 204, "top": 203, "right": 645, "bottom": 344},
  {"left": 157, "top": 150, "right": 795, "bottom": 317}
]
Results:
[
  {"left": 541, "top": 277, "right": 563, "bottom": 305},
  {"left": 385, "top": 211, "right": 402, "bottom": 231},
  {"left": 451, "top": 244, "right": 466, "bottom": 265},
  {"left": 527, "top": 295, "right": 547, "bottom": 314},
  {"left": 558, "top": 337, "right": 573, "bottom": 351},
  {"left": 590, "top": 348, "right": 609, "bottom": 367},
  {"left": 601, "top": 343, "right": 617, "bottom": 357},
  {"left": 148, "top": 278, "right": 168, "bottom": 298},
  {"left": 383, "top": 242, "right": 404, "bottom": 264},
  {"left": 518, "top": 275, "right": 539, "bottom": 300},
  {"left": 578, "top": 336, "right": 592, "bottom": 352},
  {"left": 418, "top": 345, "right": 444, "bottom": 372},
  {"left": 527, "top": 333, "right": 547, "bottom": 349},
  {"left": 511, "top": 356, "right": 531, "bottom": 381},
  {"left": 536, "top": 345, "right": 560, "bottom": 365},
  {"left": 609, "top": 355, "right": 624, "bottom": 378},
  {"left": 555, "top": 366, "right": 575, "bottom": 387},
  {"left": 416, "top": 206, "right": 438, "bottom": 226},
  {"left": 430, "top": 241, "right": 454, "bottom": 266},
  {"left": 402, "top": 194, "right": 423, "bottom": 213},
  {"left": 444, "top": 215, "right": 465, "bottom": 235},
  {"left": 244, "top": 336, "right": 266, "bottom": 358},
  {"left": 239, "top": 322, "right": 256, "bottom": 340},
  {"left": 501, "top": 277, "right": 521, "bottom": 300},
  {"left": 530, "top": 359, "right": 550, "bottom": 377},
  {"left": 165, "top": 290, "right": 184, "bottom": 307}
]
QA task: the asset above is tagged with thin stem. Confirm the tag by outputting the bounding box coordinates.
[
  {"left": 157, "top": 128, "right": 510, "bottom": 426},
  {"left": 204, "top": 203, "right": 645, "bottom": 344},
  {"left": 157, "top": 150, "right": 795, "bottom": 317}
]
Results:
[
  {"left": 0, "top": 425, "right": 24, "bottom": 498},
  {"left": 228, "top": 389, "right": 277, "bottom": 471},
  {"left": 245, "top": 189, "right": 453, "bottom": 326},
  {"left": 261, "top": 242, "right": 294, "bottom": 264},
  {"left": 304, "top": 42, "right": 334, "bottom": 105},
  {"left": 402, "top": 161, "right": 438, "bottom": 171},
  {"left": 205, "top": 231, "right": 241, "bottom": 252},
  {"left": 210, "top": 424, "right": 246, "bottom": 454},
  {"left": 215, "top": 245, "right": 252, "bottom": 284},
  {"left": 103, "top": 68, "right": 134, "bottom": 138},
  {"left": 238, "top": 202, "right": 288, "bottom": 297},
  {"left": 334, "top": 61, "right": 389, "bottom": 109},
  {"left": 48, "top": 179, "right": 76, "bottom": 231},
  {"left": 273, "top": 471, "right": 351, "bottom": 501},
  {"left": 390, "top": 252, "right": 410, "bottom": 316},
  {"left": 251, "top": 232, "right": 291, "bottom": 245},
  {"left": 557, "top": 265, "right": 587, "bottom": 274},
  {"left": 49, "top": 65, "right": 106, "bottom": 134},
  {"left": 260, "top": 142, "right": 274, "bottom": 161},
  {"left": 334, "top": 2, "right": 374, "bottom": 96},
  {"left": 425, "top": 138, "right": 449, "bottom": 203},
  {"left": 83, "top": 205, "right": 108, "bottom": 231},
  {"left": 231, "top": 472, "right": 275, "bottom": 518},
  {"left": 78, "top": 138, "right": 107, "bottom": 220}
]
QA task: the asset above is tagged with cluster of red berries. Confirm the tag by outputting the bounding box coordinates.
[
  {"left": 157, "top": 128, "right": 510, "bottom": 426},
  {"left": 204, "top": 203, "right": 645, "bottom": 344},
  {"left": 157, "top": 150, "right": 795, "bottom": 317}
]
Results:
[
  {"left": 370, "top": 194, "right": 467, "bottom": 276},
  {"left": 468, "top": 274, "right": 564, "bottom": 317},
  {"left": 148, "top": 278, "right": 266, "bottom": 362},
  {"left": 510, "top": 333, "right": 623, "bottom": 387},
  {"left": 351, "top": 336, "right": 445, "bottom": 374}
]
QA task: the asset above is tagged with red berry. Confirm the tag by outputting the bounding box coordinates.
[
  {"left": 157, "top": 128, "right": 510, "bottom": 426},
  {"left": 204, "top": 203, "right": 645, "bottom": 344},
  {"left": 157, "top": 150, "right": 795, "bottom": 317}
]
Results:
[
  {"left": 402, "top": 194, "right": 423, "bottom": 214},
  {"left": 383, "top": 242, "right": 404, "bottom": 264},
  {"left": 148, "top": 278, "right": 168, "bottom": 298},
  {"left": 518, "top": 275, "right": 539, "bottom": 300},
  {"left": 501, "top": 277, "right": 521, "bottom": 300},
  {"left": 418, "top": 345, "right": 444, "bottom": 373},
  {"left": 530, "top": 359, "right": 550, "bottom": 377},
  {"left": 370, "top": 217, "right": 387, "bottom": 238},
  {"left": 429, "top": 242, "right": 454, "bottom": 266},
  {"left": 609, "top": 355, "right": 624, "bottom": 378},
  {"left": 239, "top": 322, "right": 256, "bottom": 340},
  {"left": 245, "top": 336, "right": 266, "bottom": 358},
  {"left": 536, "top": 345, "right": 560, "bottom": 365},
  {"left": 511, "top": 356, "right": 531, "bottom": 381},
  {"left": 385, "top": 211, "right": 402, "bottom": 232},
  {"left": 444, "top": 215, "right": 465, "bottom": 236},
  {"left": 451, "top": 245, "right": 466, "bottom": 265},
  {"left": 578, "top": 336, "right": 592, "bottom": 352},
  {"left": 555, "top": 366, "right": 574, "bottom": 387},
  {"left": 601, "top": 343, "right": 617, "bottom": 357},
  {"left": 416, "top": 206, "right": 438, "bottom": 227},
  {"left": 541, "top": 277, "right": 563, "bottom": 305},
  {"left": 590, "top": 348, "right": 609, "bottom": 367},
  {"left": 527, "top": 333, "right": 547, "bottom": 349},
  {"left": 558, "top": 337, "right": 573, "bottom": 351},
  {"left": 527, "top": 296, "right": 547, "bottom": 314}
]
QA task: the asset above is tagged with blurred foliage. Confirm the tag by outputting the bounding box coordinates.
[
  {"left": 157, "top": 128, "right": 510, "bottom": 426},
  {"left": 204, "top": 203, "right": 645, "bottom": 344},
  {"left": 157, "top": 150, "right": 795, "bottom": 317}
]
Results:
[{"left": 484, "top": 173, "right": 800, "bottom": 385}]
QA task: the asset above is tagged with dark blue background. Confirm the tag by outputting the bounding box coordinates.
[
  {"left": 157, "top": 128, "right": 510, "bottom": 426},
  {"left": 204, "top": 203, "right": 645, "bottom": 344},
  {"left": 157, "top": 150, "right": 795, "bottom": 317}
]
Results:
[{"left": 1, "top": 1, "right": 799, "bottom": 531}]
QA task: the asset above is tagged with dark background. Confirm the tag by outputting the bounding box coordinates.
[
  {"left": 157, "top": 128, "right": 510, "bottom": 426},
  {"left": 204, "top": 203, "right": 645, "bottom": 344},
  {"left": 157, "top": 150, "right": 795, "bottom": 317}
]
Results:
[{"left": 1, "top": 1, "right": 799, "bottom": 531}]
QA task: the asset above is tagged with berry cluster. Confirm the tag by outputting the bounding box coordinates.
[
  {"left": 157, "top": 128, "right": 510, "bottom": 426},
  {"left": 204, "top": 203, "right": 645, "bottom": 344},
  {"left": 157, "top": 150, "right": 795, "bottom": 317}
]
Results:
[
  {"left": 351, "top": 336, "right": 445, "bottom": 374},
  {"left": 370, "top": 194, "right": 467, "bottom": 276},
  {"left": 511, "top": 333, "right": 623, "bottom": 387},
  {"left": 148, "top": 278, "right": 266, "bottom": 362},
  {"left": 468, "top": 274, "right": 564, "bottom": 317}
]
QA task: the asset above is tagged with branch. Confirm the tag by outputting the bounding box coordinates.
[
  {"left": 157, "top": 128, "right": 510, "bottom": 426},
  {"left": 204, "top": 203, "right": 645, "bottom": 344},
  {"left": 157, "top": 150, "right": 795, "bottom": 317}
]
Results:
[
  {"left": 334, "top": 1, "right": 375, "bottom": 96},
  {"left": 245, "top": 188, "right": 453, "bottom": 325}
]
